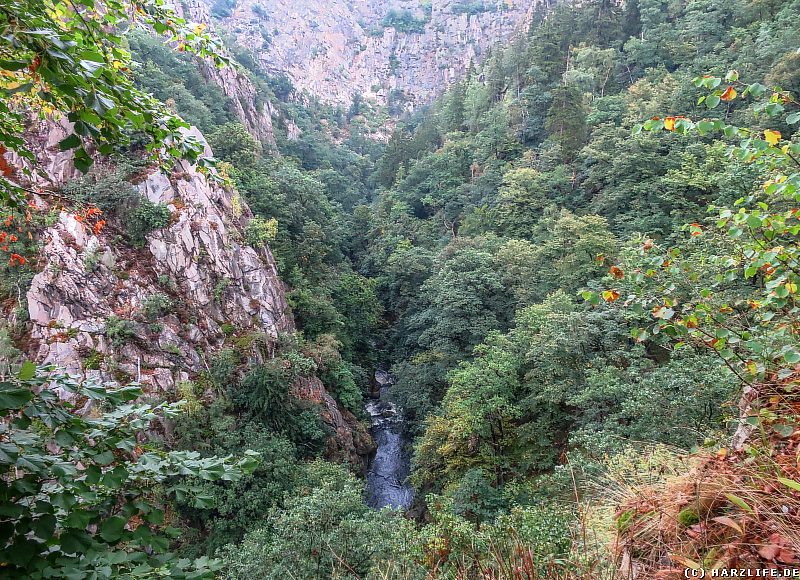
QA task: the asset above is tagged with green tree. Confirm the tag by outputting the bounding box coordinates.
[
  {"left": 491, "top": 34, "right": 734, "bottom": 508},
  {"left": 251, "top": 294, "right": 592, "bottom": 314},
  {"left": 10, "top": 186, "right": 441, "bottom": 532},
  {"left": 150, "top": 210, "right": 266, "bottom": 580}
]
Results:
[
  {"left": 544, "top": 85, "right": 588, "bottom": 163},
  {"left": 0, "top": 0, "right": 228, "bottom": 203},
  {"left": 219, "top": 461, "right": 423, "bottom": 579}
]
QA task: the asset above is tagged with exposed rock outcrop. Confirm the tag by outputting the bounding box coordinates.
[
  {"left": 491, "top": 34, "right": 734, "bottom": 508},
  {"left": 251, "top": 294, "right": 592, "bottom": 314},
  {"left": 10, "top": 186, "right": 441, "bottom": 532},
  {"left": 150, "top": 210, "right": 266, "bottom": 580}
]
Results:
[
  {"left": 16, "top": 118, "right": 371, "bottom": 469},
  {"left": 209, "top": 0, "right": 547, "bottom": 109},
  {"left": 177, "top": 0, "right": 278, "bottom": 149}
]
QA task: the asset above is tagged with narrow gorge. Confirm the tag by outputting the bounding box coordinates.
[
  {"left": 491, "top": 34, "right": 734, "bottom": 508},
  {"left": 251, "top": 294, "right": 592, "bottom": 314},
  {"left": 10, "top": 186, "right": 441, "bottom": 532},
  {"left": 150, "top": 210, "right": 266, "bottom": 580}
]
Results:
[{"left": 1, "top": 0, "right": 799, "bottom": 577}]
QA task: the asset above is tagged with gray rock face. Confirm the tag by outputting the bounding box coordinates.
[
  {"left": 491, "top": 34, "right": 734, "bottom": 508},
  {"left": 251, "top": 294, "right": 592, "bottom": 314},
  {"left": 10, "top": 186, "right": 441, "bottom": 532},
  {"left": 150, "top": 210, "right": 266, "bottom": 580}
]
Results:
[
  {"left": 27, "top": 158, "right": 290, "bottom": 393},
  {"left": 208, "top": 0, "right": 545, "bottom": 109},
  {"left": 19, "top": 119, "right": 370, "bottom": 468},
  {"left": 177, "top": 0, "right": 279, "bottom": 149}
]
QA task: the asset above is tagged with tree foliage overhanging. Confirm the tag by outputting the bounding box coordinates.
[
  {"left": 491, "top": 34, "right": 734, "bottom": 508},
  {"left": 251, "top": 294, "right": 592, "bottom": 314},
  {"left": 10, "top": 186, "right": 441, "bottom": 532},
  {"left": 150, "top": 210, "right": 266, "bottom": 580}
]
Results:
[{"left": 1, "top": 0, "right": 799, "bottom": 576}]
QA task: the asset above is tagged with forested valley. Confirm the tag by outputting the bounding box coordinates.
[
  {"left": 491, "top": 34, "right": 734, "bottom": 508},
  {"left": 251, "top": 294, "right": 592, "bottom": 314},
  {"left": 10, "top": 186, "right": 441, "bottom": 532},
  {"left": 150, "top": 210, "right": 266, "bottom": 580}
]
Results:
[{"left": 1, "top": 0, "right": 799, "bottom": 577}]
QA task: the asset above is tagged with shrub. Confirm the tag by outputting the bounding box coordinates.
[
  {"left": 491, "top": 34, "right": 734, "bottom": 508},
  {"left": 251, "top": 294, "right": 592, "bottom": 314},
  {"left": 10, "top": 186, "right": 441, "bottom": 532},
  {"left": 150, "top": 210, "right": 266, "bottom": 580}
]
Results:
[
  {"left": 244, "top": 216, "right": 278, "bottom": 247},
  {"left": 318, "top": 359, "right": 363, "bottom": 414},
  {"left": 142, "top": 292, "right": 172, "bottom": 321},
  {"left": 0, "top": 365, "right": 258, "bottom": 578},
  {"left": 83, "top": 349, "right": 104, "bottom": 370},
  {"left": 218, "top": 461, "right": 423, "bottom": 578},
  {"left": 178, "top": 381, "right": 202, "bottom": 415},
  {"left": 127, "top": 199, "right": 170, "bottom": 247},
  {"left": 451, "top": 0, "right": 492, "bottom": 15},
  {"left": 381, "top": 9, "right": 428, "bottom": 33},
  {"left": 83, "top": 246, "right": 101, "bottom": 272},
  {"left": 62, "top": 166, "right": 138, "bottom": 214},
  {"left": 209, "top": 348, "right": 240, "bottom": 391},
  {"left": 105, "top": 316, "right": 136, "bottom": 347}
]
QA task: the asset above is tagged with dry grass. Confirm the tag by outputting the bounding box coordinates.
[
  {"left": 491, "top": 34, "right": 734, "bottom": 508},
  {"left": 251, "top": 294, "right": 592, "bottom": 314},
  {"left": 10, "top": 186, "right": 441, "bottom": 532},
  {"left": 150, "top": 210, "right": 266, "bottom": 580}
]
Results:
[{"left": 603, "top": 376, "right": 800, "bottom": 579}]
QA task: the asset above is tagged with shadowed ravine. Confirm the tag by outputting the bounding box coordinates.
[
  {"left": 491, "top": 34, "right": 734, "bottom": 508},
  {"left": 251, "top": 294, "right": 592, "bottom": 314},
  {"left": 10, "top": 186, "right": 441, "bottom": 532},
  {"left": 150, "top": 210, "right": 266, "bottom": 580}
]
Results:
[{"left": 365, "top": 371, "right": 414, "bottom": 510}]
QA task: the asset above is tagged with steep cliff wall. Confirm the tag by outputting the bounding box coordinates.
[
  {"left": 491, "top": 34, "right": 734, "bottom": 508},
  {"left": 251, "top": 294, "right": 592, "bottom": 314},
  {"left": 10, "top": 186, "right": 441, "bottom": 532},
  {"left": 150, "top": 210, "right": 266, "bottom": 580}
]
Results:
[
  {"left": 12, "top": 117, "right": 371, "bottom": 468},
  {"left": 207, "top": 0, "right": 545, "bottom": 109},
  {"left": 177, "top": 0, "right": 279, "bottom": 149}
]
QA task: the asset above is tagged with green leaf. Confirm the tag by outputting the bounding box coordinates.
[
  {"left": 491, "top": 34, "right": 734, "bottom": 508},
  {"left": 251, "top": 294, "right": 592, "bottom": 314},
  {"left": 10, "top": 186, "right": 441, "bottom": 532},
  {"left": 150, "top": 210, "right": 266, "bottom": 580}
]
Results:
[
  {"left": 192, "top": 494, "right": 216, "bottom": 509},
  {"left": 145, "top": 509, "right": 165, "bottom": 524},
  {"left": 787, "top": 112, "right": 800, "bottom": 125},
  {"left": 58, "top": 134, "right": 81, "bottom": 151},
  {"left": 784, "top": 350, "right": 800, "bottom": 364},
  {"left": 18, "top": 361, "right": 36, "bottom": 381},
  {"left": 0, "top": 383, "right": 34, "bottom": 411},
  {"left": 73, "top": 147, "right": 93, "bottom": 173},
  {"left": 706, "top": 95, "right": 720, "bottom": 109},
  {"left": 4, "top": 538, "right": 38, "bottom": 565},
  {"left": 0, "top": 60, "right": 30, "bottom": 71},
  {"left": 777, "top": 477, "right": 800, "bottom": 492},
  {"left": 32, "top": 514, "right": 57, "bottom": 540},
  {"left": 64, "top": 509, "right": 94, "bottom": 529},
  {"left": 102, "top": 466, "right": 129, "bottom": 489},
  {"left": 724, "top": 493, "right": 753, "bottom": 513},
  {"left": 59, "top": 530, "right": 88, "bottom": 554},
  {"left": 92, "top": 450, "right": 115, "bottom": 465},
  {"left": 99, "top": 516, "right": 127, "bottom": 542}
]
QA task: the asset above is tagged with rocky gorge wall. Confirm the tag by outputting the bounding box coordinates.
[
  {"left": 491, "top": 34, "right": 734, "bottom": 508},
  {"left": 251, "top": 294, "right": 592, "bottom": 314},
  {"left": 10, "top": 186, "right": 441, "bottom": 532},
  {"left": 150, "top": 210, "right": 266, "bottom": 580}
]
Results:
[
  {"left": 177, "top": 0, "right": 279, "bottom": 150},
  {"left": 204, "top": 0, "right": 547, "bottom": 109},
  {"left": 10, "top": 117, "right": 372, "bottom": 469}
]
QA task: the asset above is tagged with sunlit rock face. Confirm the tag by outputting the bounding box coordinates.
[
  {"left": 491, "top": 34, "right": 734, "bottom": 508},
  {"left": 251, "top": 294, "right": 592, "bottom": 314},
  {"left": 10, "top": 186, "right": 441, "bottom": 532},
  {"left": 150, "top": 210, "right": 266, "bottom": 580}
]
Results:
[{"left": 202, "top": 0, "right": 545, "bottom": 110}]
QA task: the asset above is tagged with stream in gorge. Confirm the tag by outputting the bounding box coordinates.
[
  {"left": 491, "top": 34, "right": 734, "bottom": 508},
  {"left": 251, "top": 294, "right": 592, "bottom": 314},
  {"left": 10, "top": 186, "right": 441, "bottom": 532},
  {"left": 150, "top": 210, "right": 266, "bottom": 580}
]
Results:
[{"left": 364, "top": 371, "right": 414, "bottom": 510}]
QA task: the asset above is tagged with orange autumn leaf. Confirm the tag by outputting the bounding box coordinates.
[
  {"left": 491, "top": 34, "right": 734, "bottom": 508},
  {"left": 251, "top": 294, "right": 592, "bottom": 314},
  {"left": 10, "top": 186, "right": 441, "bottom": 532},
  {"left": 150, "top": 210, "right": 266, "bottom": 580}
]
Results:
[
  {"left": 28, "top": 54, "right": 41, "bottom": 73},
  {"left": 9, "top": 253, "right": 25, "bottom": 266},
  {"left": 720, "top": 86, "right": 737, "bottom": 101},
  {"left": 609, "top": 266, "right": 624, "bottom": 279},
  {"left": 764, "top": 129, "right": 781, "bottom": 146},
  {"left": 0, "top": 145, "right": 12, "bottom": 179},
  {"left": 602, "top": 290, "right": 620, "bottom": 302},
  {"left": 664, "top": 116, "right": 676, "bottom": 131}
]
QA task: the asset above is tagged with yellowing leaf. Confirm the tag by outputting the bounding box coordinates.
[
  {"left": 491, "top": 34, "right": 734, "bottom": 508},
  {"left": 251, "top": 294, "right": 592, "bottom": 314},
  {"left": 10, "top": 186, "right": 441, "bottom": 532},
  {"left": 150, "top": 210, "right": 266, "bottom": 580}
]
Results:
[
  {"left": 670, "top": 554, "right": 703, "bottom": 570},
  {"left": 711, "top": 516, "right": 743, "bottom": 535},
  {"left": 720, "top": 86, "right": 737, "bottom": 101},
  {"left": 602, "top": 290, "right": 620, "bottom": 302},
  {"left": 764, "top": 129, "right": 781, "bottom": 146},
  {"left": 664, "top": 116, "right": 676, "bottom": 131}
]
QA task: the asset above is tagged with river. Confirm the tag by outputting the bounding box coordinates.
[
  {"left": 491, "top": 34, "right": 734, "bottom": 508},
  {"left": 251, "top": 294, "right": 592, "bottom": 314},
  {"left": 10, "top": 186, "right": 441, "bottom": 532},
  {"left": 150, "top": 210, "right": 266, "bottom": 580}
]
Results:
[{"left": 364, "top": 371, "right": 414, "bottom": 510}]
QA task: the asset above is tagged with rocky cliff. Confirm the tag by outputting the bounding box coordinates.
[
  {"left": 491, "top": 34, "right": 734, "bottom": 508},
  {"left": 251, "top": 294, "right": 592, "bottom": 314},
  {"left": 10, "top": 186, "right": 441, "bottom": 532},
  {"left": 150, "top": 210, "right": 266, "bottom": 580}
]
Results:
[
  {"left": 205, "top": 0, "right": 545, "bottom": 109},
  {"left": 177, "top": 0, "right": 279, "bottom": 149},
  {"left": 12, "top": 117, "right": 372, "bottom": 469}
]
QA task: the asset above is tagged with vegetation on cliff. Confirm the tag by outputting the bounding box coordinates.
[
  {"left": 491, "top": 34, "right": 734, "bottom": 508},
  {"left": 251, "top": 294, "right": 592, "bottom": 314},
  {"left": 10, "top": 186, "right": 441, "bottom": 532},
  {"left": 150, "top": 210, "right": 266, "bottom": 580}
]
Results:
[{"left": 1, "top": 0, "right": 799, "bottom": 577}]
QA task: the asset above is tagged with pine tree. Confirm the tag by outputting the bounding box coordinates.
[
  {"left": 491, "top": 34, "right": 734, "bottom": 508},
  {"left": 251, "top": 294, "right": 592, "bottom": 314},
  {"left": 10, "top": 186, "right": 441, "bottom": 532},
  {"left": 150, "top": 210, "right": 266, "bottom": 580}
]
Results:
[{"left": 544, "top": 85, "right": 587, "bottom": 163}]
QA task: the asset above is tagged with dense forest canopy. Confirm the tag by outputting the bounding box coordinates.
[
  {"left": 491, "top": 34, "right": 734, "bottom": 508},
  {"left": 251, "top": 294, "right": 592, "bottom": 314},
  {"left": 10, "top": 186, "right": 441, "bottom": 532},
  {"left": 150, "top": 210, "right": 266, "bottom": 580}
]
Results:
[{"left": 0, "top": 0, "right": 799, "bottom": 577}]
